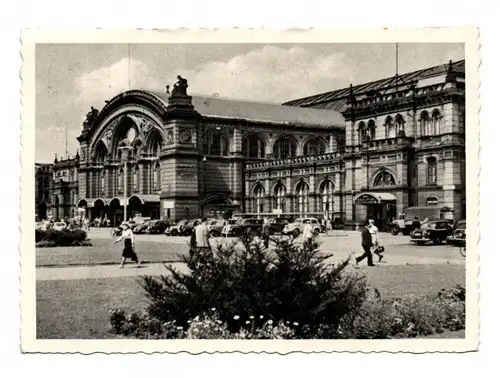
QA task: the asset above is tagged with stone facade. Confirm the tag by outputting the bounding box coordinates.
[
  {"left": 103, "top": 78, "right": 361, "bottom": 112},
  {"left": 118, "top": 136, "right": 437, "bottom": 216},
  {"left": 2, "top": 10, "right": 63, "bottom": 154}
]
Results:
[{"left": 38, "top": 59, "right": 466, "bottom": 227}]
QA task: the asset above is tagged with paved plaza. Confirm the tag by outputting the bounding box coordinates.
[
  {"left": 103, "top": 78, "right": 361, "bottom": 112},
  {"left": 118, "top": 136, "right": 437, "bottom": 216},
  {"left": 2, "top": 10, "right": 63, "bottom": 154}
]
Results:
[
  {"left": 36, "top": 228, "right": 465, "bottom": 281},
  {"left": 35, "top": 228, "right": 466, "bottom": 339}
]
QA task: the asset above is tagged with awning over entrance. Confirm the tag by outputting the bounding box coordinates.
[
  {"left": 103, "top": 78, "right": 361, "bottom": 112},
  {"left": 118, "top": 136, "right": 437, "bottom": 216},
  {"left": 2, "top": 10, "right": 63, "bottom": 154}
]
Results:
[
  {"left": 354, "top": 192, "right": 397, "bottom": 205},
  {"left": 109, "top": 195, "right": 161, "bottom": 206},
  {"left": 77, "top": 198, "right": 113, "bottom": 208}
]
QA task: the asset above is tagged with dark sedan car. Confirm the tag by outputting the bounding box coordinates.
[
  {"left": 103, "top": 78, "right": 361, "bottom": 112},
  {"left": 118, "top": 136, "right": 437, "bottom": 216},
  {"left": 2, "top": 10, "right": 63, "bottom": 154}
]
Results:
[
  {"left": 409, "top": 220, "right": 454, "bottom": 245},
  {"left": 447, "top": 220, "right": 466, "bottom": 246},
  {"left": 147, "top": 220, "right": 169, "bottom": 234}
]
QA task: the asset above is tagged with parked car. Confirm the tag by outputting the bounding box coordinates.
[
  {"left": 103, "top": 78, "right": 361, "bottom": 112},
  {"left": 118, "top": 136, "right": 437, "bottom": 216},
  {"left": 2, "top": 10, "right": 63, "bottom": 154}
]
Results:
[
  {"left": 182, "top": 219, "right": 202, "bottom": 236},
  {"left": 165, "top": 220, "right": 189, "bottom": 236},
  {"left": 220, "top": 219, "right": 239, "bottom": 236},
  {"left": 282, "top": 217, "right": 321, "bottom": 237},
  {"left": 266, "top": 217, "right": 290, "bottom": 235},
  {"left": 390, "top": 206, "right": 445, "bottom": 236},
  {"left": 133, "top": 221, "right": 151, "bottom": 234},
  {"left": 52, "top": 221, "right": 67, "bottom": 231},
  {"left": 147, "top": 220, "right": 169, "bottom": 234},
  {"left": 208, "top": 219, "right": 226, "bottom": 236},
  {"left": 447, "top": 220, "right": 466, "bottom": 246},
  {"left": 222, "top": 218, "right": 264, "bottom": 237},
  {"left": 409, "top": 220, "right": 454, "bottom": 245}
]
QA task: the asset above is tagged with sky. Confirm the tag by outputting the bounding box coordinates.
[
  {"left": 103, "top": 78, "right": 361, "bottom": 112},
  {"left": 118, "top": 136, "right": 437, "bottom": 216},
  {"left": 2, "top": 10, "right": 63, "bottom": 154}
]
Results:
[{"left": 35, "top": 43, "right": 464, "bottom": 163}]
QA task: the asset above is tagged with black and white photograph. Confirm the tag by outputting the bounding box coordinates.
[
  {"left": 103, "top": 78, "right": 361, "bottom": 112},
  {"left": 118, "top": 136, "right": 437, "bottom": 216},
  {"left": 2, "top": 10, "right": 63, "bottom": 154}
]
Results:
[{"left": 21, "top": 28, "right": 479, "bottom": 353}]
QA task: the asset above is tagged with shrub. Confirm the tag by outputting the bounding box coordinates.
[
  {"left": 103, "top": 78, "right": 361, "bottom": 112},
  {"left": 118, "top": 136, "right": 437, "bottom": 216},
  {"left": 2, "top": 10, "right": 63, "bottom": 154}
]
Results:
[
  {"left": 136, "top": 235, "right": 367, "bottom": 337},
  {"left": 336, "top": 284, "right": 466, "bottom": 339},
  {"left": 35, "top": 229, "right": 91, "bottom": 247}
]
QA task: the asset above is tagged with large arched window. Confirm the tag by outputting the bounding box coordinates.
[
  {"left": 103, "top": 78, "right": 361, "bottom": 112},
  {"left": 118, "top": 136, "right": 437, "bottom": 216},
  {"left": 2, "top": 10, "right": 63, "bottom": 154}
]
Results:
[
  {"left": 118, "top": 167, "right": 124, "bottom": 193},
  {"left": 296, "top": 181, "right": 310, "bottom": 216},
  {"left": 358, "top": 121, "right": 367, "bottom": 143},
  {"left": 254, "top": 184, "right": 265, "bottom": 213},
  {"left": 320, "top": 180, "right": 334, "bottom": 217},
  {"left": 385, "top": 116, "right": 396, "bottom": 138},
  {"left": 427, "top": 157, "right": 437, "bottom": 185},
  {"left": 303, "top": 137, "right": 326, "bottom": 155},
  {"left": 100, "top": 170, "right": 105, "bottom": 195},
  {"left": 205, "top": 131, "right": 229, "bottom": 156},
  {"left": 373, "top": 171, "right": 396, "bottom": 187},
  {"left": 274, "top": 182, "right": 286, "bottom": 211},
  {"left": 273, "top": 136, "right": 297, "bottom": 159},
  {"left": 153, "top": 162, "right": 161, "bottom": 190},
  {"left": 431, "top": 110, "right": 441, "bottom": 135},
  {"left": 242, "top": 134, "right": 265, "bottom": 158},
  {"left": 420, "top": 111, "right": 432, "bottom": 136},
  {"left": 395, "top": 114, "right": 405, "bottom": 135},
  {"left": 367, "top": 120, "right": 376, "bottom": 141},
  {"left": 133, "top": 165, "right": 139, "bottom": 191}
]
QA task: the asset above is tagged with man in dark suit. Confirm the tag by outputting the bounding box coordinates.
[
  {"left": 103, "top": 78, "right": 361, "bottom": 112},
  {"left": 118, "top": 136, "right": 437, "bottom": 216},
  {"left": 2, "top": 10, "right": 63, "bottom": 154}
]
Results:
[{"left": 355, "top": 220, "right": 375, "bottom": 267}]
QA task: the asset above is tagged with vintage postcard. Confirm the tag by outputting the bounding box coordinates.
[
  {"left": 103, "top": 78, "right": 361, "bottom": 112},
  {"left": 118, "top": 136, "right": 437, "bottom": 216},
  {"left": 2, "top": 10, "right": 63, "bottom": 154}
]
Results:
[{"left": 21, "top": 28, "right": 479, "bottom": 353}]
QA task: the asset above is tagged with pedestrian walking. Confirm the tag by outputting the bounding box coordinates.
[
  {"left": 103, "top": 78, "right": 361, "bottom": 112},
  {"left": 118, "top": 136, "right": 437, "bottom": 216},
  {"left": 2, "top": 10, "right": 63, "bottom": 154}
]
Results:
[
  {"left": 302, "top": 219, "right": 314, "bottom": 247},
  {"left": 368, "top": 219, "right": 384, "bottom": 262},
  {"left": 355, "top": 220, "right": 375, "bottom": 267},
  {"left": 262, "top": 218, "right": 271, "bottom": 248},
  {"left": 195, "top": 217, "right": 211, "bottom": 253},
  {"left": 113, "top": 222, "right": 141, "bottom": 268},
  {"left": 326, "top": 217, "right": 333, "bottom": 236}
]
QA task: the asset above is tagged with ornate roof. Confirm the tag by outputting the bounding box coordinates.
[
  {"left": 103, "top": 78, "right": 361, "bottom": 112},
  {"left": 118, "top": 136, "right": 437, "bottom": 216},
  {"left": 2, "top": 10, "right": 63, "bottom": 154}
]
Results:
[
  {"left": 283, "top": 60, "right": 465, "bottom": 111},
  {"left": 145, "top": 90, "right": 345, "bottom": 129}
]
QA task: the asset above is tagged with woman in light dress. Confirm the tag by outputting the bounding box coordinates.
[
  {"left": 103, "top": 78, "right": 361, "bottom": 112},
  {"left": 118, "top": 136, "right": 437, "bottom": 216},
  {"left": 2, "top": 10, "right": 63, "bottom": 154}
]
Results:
[{"left": 113, "top": 222, "right": 141, "bottom": 268}]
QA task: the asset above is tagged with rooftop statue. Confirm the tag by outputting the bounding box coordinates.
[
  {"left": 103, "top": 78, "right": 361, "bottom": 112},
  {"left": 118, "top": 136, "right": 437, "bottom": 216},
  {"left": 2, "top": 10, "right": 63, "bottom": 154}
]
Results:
[
  {"left": 171, "top": 75, "right": 188, "bottom": 96},
  {"left": 83, "top": 106, "right": 99, "bottom": 128}
]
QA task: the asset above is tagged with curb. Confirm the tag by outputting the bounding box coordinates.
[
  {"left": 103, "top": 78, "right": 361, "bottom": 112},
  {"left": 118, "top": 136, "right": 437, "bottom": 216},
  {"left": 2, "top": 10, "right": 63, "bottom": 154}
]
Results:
[{"left": 36, "top": 259, "right": 184, "bottom": 269}]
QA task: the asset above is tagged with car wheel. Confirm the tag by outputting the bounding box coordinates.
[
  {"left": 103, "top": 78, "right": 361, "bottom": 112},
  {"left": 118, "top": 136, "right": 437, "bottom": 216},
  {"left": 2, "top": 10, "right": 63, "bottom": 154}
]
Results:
[
  {"left": 171, "top": 230, "right": 178, "bottom": 236},
  {"left": 390, "top": 225, "right": 400, "bottom": 236},
  {"left": 313, "top": 228, "right": 319, "bottom": 236},
  {"left": 432, "top": 238, "right": 440, "bottom": 245},
  {"left": 292, "top": 229, "right": 300, "bottom": 238}
]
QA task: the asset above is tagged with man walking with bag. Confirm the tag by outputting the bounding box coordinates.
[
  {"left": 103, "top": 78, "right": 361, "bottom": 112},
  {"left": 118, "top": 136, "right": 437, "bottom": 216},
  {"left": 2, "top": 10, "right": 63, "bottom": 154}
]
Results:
[{"left": 355, "top": 220, "right": 375, "bottom": 267}]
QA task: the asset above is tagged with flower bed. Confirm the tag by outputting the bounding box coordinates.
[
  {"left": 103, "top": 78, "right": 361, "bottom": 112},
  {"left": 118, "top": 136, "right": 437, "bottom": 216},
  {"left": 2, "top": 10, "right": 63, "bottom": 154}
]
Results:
[{"left": 108, "top": 236, "right": 465, "bottom": 339}]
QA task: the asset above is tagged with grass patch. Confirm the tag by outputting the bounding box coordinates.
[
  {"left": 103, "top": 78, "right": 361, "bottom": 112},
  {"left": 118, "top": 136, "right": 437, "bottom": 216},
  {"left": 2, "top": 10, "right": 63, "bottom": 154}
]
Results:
[
  {"left": 36, "top": 264, "right": 465, "bottom": 339},
  {"left": 36, "top": 239, "right": 187, "bottom": 267}
]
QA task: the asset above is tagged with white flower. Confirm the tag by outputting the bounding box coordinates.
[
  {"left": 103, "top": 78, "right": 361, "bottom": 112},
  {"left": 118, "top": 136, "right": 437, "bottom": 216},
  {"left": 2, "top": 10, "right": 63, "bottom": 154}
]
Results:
[
  {"left": 245, "top": 320, "right": 250, "bottom": 324},
  {"left": 293, "top": 322, "right": 299, "bottom": 326},
  {"left": 194, "top": 316, "right": 200, "bottom": 322},
  {"left": 267, "top": 319, "right": 273, "bottom": 325},
  {"left": 259, "top": 315, "right": 264, "bottom": 319},
  {"left": 211, "top": 307, "right": 216, "bottom": 312},
  {"left": 176, "top": 326, "right": 184, "bottom": 330},
  {"left": 234, "top": 315, "right": 240, "bottom": 320},
  {"left": 249, "top": 315, "right": 254, "bottom": 319}
]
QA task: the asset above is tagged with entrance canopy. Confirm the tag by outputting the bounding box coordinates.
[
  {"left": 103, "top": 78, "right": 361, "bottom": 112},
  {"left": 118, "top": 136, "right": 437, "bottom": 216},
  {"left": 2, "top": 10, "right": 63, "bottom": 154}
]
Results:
[
  {"left": 77, "top": 198, "right": 113, "bottom": 208},
  {"left": 109, "top": 195, "right": 161, "bottom": 206},
  {"left": 354, "top": 192, "right": 397, "bottom": 205}
]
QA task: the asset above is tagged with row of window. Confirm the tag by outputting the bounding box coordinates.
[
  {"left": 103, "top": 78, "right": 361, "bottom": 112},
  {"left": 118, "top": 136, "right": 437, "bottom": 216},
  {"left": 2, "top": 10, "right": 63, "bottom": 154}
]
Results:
[
  {"left": 253, "top": 180, "right": 335, "bottom": 215},
  {"left": 204, "top": 133, "right": 328, "bottom": 159},
  {"left": 358, "top": 110, "right": 443, "bottom": 142},
  {"left": 95, "top": 162, "right": 161, "bottom": 196}
]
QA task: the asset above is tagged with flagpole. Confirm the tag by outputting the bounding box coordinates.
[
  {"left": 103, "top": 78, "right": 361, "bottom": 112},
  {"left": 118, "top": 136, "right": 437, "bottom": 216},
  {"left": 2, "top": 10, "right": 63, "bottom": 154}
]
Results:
[{"left": 128, "top": 44, "right": 131, "bottom": 90}]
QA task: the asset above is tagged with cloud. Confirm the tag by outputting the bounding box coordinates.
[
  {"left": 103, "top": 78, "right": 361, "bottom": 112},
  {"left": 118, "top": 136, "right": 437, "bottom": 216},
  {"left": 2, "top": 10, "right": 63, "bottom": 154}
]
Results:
[{"left": 74, "top": 45, "right": 355, "bottom": 106}]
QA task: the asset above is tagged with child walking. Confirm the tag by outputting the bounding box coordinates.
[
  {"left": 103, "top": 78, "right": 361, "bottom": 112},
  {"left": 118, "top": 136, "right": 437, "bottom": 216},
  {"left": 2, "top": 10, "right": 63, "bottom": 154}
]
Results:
[{"left": 113, "top": 222, "right": 141, "bottom": 268}]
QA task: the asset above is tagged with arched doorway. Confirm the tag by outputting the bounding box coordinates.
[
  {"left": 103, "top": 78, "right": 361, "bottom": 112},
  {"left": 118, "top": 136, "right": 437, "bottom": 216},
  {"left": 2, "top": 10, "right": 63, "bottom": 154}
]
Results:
[
  {"left": 91, "top": 199, "right": 107, "bottom": 222},
  {"left": 37, "top": 202, "right": 47, "bottom": 221},
  {"left": 109, "top": 198, "right": 121, "bottom": 226},
  {"left": 203, "top": 194, "right": 233, "bottom": 219},
  {"left": 128, "top": 195, "right": 143, "bottom": 220}
]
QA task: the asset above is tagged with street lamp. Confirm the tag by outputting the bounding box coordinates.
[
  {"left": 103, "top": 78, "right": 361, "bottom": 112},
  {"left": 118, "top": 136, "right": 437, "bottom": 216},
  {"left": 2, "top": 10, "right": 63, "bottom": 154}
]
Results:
[{"left": 118, "top": 137, "right": 134, "bottom": 223}]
